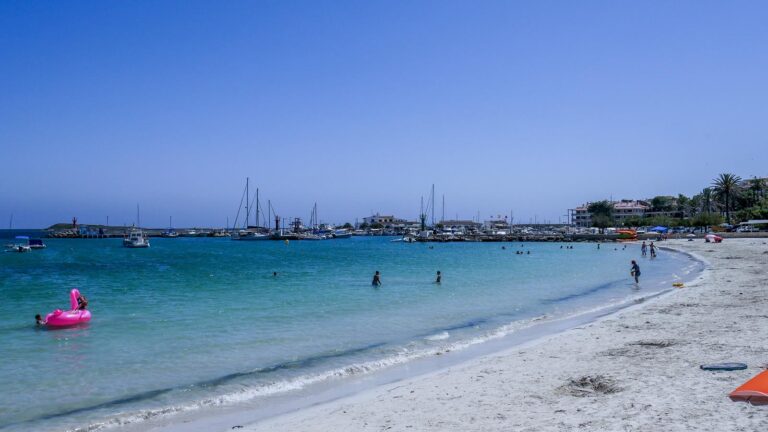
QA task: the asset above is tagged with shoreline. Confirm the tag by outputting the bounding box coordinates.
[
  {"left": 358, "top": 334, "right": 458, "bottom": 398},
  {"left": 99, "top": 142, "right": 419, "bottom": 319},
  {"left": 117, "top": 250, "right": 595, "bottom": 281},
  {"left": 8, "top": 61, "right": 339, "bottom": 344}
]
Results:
[
  {"left": 130, "top": 243, "right": 707, "bottom": 432},
  {"left": 219, "top": 238, "right": 767, "bottom": 431}
]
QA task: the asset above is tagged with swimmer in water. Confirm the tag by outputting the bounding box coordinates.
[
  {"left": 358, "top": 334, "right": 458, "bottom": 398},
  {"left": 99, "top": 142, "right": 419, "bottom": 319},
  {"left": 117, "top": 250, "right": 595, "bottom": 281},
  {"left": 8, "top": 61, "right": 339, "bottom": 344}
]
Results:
[
  {"left": 435, "top": 271, "right": 442, "bottom": 284},
  {"left": 372, "top": 271, "right": 382, "bottom": 287}
]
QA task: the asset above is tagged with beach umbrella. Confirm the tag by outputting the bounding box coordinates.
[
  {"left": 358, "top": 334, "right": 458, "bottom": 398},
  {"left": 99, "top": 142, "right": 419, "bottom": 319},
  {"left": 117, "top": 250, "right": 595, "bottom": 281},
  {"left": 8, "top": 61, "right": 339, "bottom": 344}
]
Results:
[
  {"left": 730, "top": 370, "right": 768, "bottom": 405},
  {"left": 705, "top": 234, "right": 723, "bottom": 243},
  {"left": 649, "top": 226, "right": 668, "bottom": 233},
  {"left": 686, "top": 234, "right": 696, "bottom": 238}
]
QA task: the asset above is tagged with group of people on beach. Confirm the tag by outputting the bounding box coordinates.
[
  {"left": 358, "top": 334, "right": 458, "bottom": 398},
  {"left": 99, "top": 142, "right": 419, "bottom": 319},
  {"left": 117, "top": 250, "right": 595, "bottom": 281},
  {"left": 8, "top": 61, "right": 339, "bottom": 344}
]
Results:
[{"left": 630, "top": 241, "right": 660, "bottom": 284}]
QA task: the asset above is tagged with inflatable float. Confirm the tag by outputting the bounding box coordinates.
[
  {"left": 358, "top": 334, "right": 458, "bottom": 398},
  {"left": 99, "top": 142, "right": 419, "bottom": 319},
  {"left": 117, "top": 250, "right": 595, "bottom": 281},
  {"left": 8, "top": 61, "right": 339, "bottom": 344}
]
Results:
[
  {"left": 705, "top": 234, "right": 723, "bottom": 243},
  {"left": 44, "top": 289, "right": 91, "bottom": 328}
]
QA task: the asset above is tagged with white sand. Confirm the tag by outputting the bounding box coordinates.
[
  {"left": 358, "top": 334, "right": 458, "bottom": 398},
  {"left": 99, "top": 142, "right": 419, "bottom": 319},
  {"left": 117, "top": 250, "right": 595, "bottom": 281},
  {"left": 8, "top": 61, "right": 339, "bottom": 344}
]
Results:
[{"left": 239, "top": 238, "right": 768, "bottom": 431}]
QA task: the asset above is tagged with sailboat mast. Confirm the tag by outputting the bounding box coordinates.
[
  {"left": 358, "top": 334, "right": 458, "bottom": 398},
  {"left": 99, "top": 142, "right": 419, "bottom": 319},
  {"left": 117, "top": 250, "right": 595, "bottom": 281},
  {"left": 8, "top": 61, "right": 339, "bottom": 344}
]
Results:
[
  {"left": 245, "top": 177, "right": 250, "bottom": 229},
  {"left": 431, "top": 184, "right": 435, "bottom": 227},
  {"left": 255, "top": 188, "right": 260, "bottom": 229},
  {"left": 442, "top": 194, "right": 445, "bottom": 224}
]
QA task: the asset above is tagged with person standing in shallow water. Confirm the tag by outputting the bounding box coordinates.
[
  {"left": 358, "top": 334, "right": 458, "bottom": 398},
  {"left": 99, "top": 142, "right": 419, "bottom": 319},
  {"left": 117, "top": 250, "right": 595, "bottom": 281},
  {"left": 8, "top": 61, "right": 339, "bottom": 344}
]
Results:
[
  {"left": 372, "top": 271, "right": 381, "bottom": 287},
  {"left": 630, "top": 260, "right": 641, "bottom": 283},
  {"left": 435, "top": 271, "right": 442, "bottom": 284},
  {"left": 641, "top": 241, "right": 647, "bottom": 256}
]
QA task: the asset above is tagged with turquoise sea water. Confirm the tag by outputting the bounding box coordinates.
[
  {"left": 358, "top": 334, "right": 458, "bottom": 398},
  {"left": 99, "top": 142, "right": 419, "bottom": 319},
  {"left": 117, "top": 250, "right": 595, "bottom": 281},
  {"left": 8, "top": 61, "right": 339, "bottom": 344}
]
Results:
[{"left": 0, "top": 236, "right": 702, "bottom": 432}]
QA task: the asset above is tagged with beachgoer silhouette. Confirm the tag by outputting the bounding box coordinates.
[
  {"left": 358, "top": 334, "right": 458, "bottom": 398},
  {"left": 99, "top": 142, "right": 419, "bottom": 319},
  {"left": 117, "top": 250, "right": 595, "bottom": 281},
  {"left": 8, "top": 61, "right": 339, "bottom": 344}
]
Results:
[
  {"left": 631, "top": 260, "right": 641, "bottom": 283},
  {"left": 35, "top": 314, "right": 46, "bottom": 326},
  {"left": 641, "top": 241, "right": 647, "bottom": 256},
  {"left": 372, "top": 271, "right": 382, "bottom": 287},
  {"left": 435, "top": 271, "right": 441, "bottom": 284},
  {"left": 76, "top": 294, "right": 88, "bottom": 310},
  {"left": 650, "top": 242, "right": 657, "bottom": 258}
]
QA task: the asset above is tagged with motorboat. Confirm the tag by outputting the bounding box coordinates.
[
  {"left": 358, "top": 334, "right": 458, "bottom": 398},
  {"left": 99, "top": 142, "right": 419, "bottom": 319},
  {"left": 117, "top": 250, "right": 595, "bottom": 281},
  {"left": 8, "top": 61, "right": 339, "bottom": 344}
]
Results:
[
  {"left": 332, "top": 229, "right": 352, "bottom": 239},
  {"left": 28, "top": 238, "right": 46, "bottom": 249},
  {"left": 123, "top": 229, "right": 150, "bottom": 248},
  {"left": 6, "top": 236, "right": 33, "bottom": 252}
]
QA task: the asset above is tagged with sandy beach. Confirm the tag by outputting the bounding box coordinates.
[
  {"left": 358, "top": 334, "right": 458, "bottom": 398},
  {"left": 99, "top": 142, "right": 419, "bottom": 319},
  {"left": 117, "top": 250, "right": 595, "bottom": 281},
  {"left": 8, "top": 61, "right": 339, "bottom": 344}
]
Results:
[{"left": 240, "top": 238, "right": 768, "bottom": 431}]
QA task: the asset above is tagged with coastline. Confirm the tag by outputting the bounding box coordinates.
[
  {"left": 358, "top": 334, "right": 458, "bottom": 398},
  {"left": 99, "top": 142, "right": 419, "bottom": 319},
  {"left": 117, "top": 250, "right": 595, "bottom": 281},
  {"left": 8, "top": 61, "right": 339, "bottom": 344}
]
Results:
[{"left": 221, "top": 238, "right": 767, "bottom": 431}]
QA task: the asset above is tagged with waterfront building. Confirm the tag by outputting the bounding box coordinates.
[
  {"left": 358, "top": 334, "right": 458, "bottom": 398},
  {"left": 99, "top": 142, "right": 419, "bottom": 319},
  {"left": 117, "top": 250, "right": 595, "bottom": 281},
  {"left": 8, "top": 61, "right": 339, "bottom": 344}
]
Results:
[
  {"left": 363, "top": 213, "right": 406, "bottom": 226},
  {"left": 572, "top": 200, "right": 651, "bottom": 227}
]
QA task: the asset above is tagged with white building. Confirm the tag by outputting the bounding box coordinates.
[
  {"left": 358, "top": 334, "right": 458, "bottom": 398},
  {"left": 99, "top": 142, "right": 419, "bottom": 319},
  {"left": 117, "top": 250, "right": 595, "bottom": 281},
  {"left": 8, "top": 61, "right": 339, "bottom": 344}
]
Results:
[{"left": 572, "top": 200, "right": 650, "bottom": 227}]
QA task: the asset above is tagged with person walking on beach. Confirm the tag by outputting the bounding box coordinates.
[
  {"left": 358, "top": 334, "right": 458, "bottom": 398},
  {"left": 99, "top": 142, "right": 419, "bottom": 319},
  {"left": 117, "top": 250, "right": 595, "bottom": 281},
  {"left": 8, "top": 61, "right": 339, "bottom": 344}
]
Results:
[
  {"left": 641, "top": 241, "right": 647, "bottom": 256},
  {"left": 649, "top": 242, "right": 657, "bottom": 258},
  {"left": 372, "top": 271, "right": 382, "bottom": 287},
  {"left": 435, "top": 271, "right": 442, "bottom": 284},
  {"left": 630, "top": 260, "right": 641, "bottom": 283}
]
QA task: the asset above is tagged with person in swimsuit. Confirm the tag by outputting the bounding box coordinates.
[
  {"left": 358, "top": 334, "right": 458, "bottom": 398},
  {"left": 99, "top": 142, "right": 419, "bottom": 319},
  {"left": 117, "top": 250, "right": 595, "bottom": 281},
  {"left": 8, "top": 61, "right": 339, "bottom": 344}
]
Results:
[
  {"left": 631, "top": 260, "right": 641, "bottom": 283},
  {"left": 435, "top": 271, "right": 441, "bottom": 284},
  {"left": 649, "top": 242, "right": 657, "bottom": 258},
  {"left": 35, "top": 314, "right": 46, "bottom": 326},
  {"left": 76, "top": 294, "right": 88, "bottom": 310},
  {"left": 641, "top": 241, "right": 647, "bottom": 256},
  {"left": 372, "top": 271, "right": 381, "bottom": 287}
]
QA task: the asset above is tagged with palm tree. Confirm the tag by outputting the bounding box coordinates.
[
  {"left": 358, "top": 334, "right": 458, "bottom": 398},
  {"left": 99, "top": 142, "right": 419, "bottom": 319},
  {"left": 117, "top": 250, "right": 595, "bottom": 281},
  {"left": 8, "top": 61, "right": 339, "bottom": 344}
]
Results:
[
  {"left": 711, "top": 173, "right": 742, "bottom": 224},
  {"left": 701, "top": 188, "right": 713, "bottom": 214}
]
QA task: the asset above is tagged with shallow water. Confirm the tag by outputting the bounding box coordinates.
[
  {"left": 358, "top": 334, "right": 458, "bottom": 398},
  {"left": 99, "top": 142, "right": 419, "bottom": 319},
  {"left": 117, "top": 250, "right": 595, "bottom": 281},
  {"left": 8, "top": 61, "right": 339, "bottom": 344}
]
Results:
[{"left": 0, "top": 237, "right": 701, "bottom": 431}]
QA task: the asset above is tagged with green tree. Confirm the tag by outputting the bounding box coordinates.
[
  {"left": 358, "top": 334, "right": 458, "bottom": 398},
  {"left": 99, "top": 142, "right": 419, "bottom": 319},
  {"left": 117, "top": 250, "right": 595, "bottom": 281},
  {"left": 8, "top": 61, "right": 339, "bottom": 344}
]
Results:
[
  {"left": 623, "top": 216, "right": 644, "bottom": 228},
  {"left": 359, "top": 222, "right": 370, "bottom": 230},
  {"left": 712, "top": 173, "right": 742, "bottom": 224},
  {"left": 748, "top": 177, "right": 766, "bottom": 205},
  {"left": 701, "top": 188, "right": 714, "bottom": 214},
  {"left": 587, "top": 201, "right": 614, "bottom": 232},
  {"left": 676, "top": 194, "right": 691, "bottom": 217},
  {"left": 342, "top": 222, "right": 353, "bottom": 229},
  {"left": 691, "top": 212, "right": 724, "bottom": 228},
  {"left": 651, "top": 196, "right": 674, "bottom": 212}
]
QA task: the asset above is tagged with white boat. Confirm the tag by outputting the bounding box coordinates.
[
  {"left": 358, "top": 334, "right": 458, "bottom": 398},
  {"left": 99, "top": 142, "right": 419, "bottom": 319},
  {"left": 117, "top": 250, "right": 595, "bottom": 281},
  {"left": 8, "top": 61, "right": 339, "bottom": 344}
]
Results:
[
  {"left": 233, "top": 230, "right": 270, "bottom": 241},
  {"left": 6, "top": 243, "right": 31, "bottom": 252},
  {"left": 332, "top": 229, "right": 352, "bottom": 239},
  {"left": 123, "top": 229, "right": 150, "bottom": 248},
  {"left": 162, "top": 216, "right": 179, "bottom": 237},
  {"left": 5, "top": 236, "right": 35, "bottom": 252}
]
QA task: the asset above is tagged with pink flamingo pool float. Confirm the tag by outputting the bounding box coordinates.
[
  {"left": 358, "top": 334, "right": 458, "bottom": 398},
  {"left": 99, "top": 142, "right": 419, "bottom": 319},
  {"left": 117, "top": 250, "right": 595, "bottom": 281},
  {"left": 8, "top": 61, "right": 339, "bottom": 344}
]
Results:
[{"left": 45, "top": 289, "right": 91, "bottom": 328}]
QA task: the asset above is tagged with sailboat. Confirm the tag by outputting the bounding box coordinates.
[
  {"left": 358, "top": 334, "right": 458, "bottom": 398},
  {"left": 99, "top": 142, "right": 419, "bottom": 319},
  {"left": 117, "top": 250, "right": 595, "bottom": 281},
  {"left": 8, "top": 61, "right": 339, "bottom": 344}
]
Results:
[
  {"left": 161, "top": 216, "right": 179, "bottom": 238},
  {"left": 231, "top": 178, "right": 269, "bottom": 241},
  {"left": 123, "top": 205, "right": 150, "bottom": 248}
]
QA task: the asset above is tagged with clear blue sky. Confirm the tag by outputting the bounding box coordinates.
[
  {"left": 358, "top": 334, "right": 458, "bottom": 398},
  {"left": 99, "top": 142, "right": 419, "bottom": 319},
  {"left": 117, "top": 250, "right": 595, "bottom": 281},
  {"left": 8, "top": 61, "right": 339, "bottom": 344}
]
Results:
[{"left": 2, "top": 1, "right": 767, "bottom": 228}]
